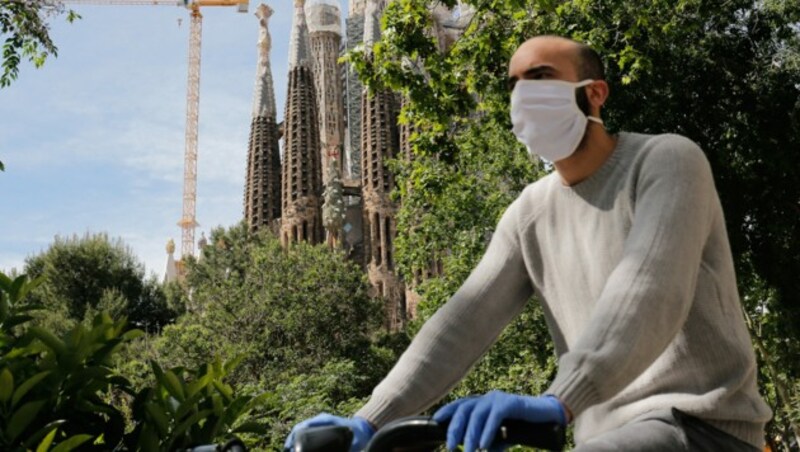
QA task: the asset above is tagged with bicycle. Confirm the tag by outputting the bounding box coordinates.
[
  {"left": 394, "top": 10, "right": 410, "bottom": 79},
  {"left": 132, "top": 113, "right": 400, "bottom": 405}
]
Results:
[
  {"left": 291, "top": 415, "right": 566, "bottom": 452},
  {"left": 187, "top": 414, "right": 565, "bottom": 451}
]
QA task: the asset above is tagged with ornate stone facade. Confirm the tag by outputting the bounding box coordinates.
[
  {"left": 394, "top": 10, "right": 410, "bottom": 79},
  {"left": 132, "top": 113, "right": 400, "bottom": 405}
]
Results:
[
  {"left": 343, "top": 11, "right": 364, "bottom": 180},
  {"left": 281, "top": 0, "right": 324, "bottom": 246},
  {"left": 307, "top": 0, "right": 345, "bottom": 188},
  {"left": 244, "top": 4, "right": 282, "bottom": 233},
  {"left": 360, "top": 0, "right": 405, "bottom": 331}
]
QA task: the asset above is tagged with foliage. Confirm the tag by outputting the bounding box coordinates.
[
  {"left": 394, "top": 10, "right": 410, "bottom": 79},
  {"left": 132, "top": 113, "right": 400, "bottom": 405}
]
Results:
[
  {"left": 0, "top": 271, "right": 268, "bottom": 451},
  {"left": 740, "top": 264, "right": 800, "bottom": 448},
  {"left": 24, "top": 233, "right": 180, "bottom": 333},
  {"left": 124, "top": 358, "right": 270, "bottom": 451},
  {"left": 0, "top": 0, "right": 79, "bottom": 88},
  {"left": 0, "top": 0, "right": 79, "bottom": 171},
  {"left": 157, "top": 224, "right": 390, "bottom": 386},
  {"left": 1, "top": 272, "right": 141, "bottom": 450},
  {"left": 348, "top": 0, "right": 800, "bottom": 447},
  {"left": 147, "top": 224, "right": 404, "bottom": 449}
]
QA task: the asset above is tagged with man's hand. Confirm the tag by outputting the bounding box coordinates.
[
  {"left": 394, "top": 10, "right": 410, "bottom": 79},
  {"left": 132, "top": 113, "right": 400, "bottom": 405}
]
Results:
[
  {"left": 433, "top": 391, "right": 568, "bottom": 452},
  {"left": 283, "top": 413, "right": 375, "bottom": 452}
]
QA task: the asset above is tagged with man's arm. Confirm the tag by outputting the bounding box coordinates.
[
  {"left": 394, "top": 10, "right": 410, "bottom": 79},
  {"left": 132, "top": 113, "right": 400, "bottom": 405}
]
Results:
[
  {"left": 355, "top": 198, "right": 535, "bottom": 428},
  {"left": 547, "top": 135, "right": 717, "bottom": 417}
]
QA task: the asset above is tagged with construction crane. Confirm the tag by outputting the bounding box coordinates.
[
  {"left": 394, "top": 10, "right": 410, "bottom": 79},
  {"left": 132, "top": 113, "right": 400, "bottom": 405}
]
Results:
[{"left": 65, "top": 0, "right": 249, "bottom": 258}]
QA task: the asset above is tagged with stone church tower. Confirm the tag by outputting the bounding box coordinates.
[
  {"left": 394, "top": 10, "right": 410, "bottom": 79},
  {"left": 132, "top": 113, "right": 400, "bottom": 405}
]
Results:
[
  {"left": 244, "top": 4, "right": 282, "bottom": 233},
  {"left": 307, "top": 0, "right": 345, "bottom": 188},
  {"left": 360, "top": 0, "right": 405, "bottom": 331},
  {"left": 281, "top": 0, "right": 324, "bottom": 246},
  {"left": 343, "top": 0, "right": 367, "bottom": 180}
]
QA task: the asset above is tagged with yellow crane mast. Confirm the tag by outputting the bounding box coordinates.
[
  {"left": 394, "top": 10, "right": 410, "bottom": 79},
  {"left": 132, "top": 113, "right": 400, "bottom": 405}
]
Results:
[{"left": 65, "top": 0, "right": 249, "bottom": 258}]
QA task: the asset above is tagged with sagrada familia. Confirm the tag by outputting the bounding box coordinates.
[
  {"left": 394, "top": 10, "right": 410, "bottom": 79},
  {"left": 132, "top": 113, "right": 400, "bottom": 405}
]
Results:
[{"left": 167, "top": 0, "right": 472, "bottom": 331}]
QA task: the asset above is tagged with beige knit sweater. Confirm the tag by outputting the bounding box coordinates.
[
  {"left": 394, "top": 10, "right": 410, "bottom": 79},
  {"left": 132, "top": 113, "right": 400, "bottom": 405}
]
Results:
[{"left": 355, "top": 132, "right": 772, "bottom": 448}]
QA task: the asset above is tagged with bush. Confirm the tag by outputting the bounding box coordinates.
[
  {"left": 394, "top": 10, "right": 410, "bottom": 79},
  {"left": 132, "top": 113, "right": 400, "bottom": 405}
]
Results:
[{"left": 0, "top": 272, "right": 267, "bottom": 451}]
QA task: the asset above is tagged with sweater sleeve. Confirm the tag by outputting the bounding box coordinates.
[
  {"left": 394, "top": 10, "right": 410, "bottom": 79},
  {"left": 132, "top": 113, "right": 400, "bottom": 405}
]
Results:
[
  {"left": 546, "top": 135, "right": 717, "bottom": 417},
  {"left": 355, "top": 199, "right": 535, "bottom": 427}
]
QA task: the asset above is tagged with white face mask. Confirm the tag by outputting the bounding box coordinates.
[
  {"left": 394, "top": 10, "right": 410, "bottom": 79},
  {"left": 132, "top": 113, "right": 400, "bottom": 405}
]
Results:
[{"left": 510, "top": 79, "right": 603, "bottom": 162}]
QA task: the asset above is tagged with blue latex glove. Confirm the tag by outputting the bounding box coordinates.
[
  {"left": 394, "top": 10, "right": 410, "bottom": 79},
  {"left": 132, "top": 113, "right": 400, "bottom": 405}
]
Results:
[
  {"left": 283, "top": 413, "right": 375, "bottom": 452},
  {"left": 433, "top": 390, "right": 567, "bottom": 452}
]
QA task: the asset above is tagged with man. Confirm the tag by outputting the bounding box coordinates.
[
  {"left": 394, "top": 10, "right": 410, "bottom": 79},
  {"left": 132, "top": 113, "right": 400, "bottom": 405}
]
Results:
[{"left": 285, "top": 36, "right": 772, "bottom": 451}]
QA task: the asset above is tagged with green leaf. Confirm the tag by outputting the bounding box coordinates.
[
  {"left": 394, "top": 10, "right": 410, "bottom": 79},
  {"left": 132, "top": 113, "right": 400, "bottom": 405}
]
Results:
[
  {"left": 232, "top": 421, "right": 269, "bottom": 435},
  {"left": 243, "top": 391, "right": 275, "bottom": 413},
  {"left": 174, "top": 391, "right": 205, "bottom": 421},
  {"left": 139, "top": 423, "right": 161, "bottom": 451},
  {"left": 6, "top": 399, "right": 47, "bottom": 441},
  {"left": 50, "top": 434, "right": 93, "bottom": 452},
  {"left": 212, "top": 379, "right": 233, "bottom": 402},
  {"left": 160, "top": 370, "right": 185, "bottom": 401},
  {"left": 12, "top": 370, "right": 51, "bottom": 407},
  {"left": 121, "top": 328, "right": 144, "bottom": 341},
  {"left": 35, "top": 427, "right": 59, "bottom": 452},
  {"left": 29, "top": 326, "right": 67, "bottom": 356},
  {"left": 0, "top": 367, "right": 14, "bottom": 402},
  {"left": 0, "top": 272, "right": 12, "bottom": 291},
  {"left": 9, "top": 275, "right": 26, "bottom": 302},
  {"left": 219, "top": 395, "right": 250, "bottom": 428},
  {"left": 4, "top": 314, "right": 34, "bottom": 329},
  {"left": 185, "top": 372, "right": 213, "bottom": 398},
  {"left": 15, "top": 275, "right": 43, "bottom": 303},
  {"left": 170, "top": 408, "right": 213, "bottom": 443},
  {"left": 24, "top": 420, "right": 67, "bottom": 450},
  {"left": 145, "top": 402, "right": 171, "bottom": 437},
  {"left": 231, "top": 421, "right": 269, "bottom": 435},
  {"left": 0, "top": 293, "right": 8, "bottom": 322}
]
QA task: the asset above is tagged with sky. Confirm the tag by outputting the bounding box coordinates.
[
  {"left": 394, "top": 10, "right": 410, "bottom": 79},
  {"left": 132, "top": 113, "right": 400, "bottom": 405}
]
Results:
[{"left": 1, "top": 1, "right": 351, "bottom": 279}]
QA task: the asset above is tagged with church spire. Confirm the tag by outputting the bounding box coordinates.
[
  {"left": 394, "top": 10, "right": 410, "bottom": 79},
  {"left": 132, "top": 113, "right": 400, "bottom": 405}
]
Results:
[
  {"left": 307, "top": 0, "right": 345, "bottom": 188},
  {"left": 244, "top": 3, "right": 282, "bottom": 232},
  {"left": 252, "top": 3, "right": 276, "bottom": 118},
  {"left": 288, "top": 0, "right": 312, "bottom": 70},
  {"left": 363, "top": 0, "right": 382, "bottom": 46},
  {"left": 360, "top": 0, "right": 405, "bottom": 331},
  {"left": 281, "top": 0, "right": 324, "bottom": 246}
]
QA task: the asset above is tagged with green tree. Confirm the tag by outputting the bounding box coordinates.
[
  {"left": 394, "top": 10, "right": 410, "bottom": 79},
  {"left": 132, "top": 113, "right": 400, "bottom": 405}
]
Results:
[
  {"left": 24, "top": 233, "right": 179, "bottom": 333},
  {"left": 157, "top": 223, "right": 396, "bottom": 390},
  {"left": 149, "top": 224, "right": 405, "bottom": 449},
  {"left": 350, "top": 0, "right": 799, "bottom": 447}
]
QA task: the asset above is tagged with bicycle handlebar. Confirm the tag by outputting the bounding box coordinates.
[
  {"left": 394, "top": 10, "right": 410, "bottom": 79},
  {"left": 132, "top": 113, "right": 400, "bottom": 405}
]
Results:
[{"left": 293, "top": 416, "right": 566, "bottom": 452}]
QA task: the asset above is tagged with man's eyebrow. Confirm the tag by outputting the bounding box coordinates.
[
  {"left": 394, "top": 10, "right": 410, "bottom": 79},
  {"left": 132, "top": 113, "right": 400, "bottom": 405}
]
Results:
[
  {"left": 507, "top": 65, "right": 557, "bottom": 90},
  {"left": 522, "top": 65, "right": 556, "bottom": 78}
]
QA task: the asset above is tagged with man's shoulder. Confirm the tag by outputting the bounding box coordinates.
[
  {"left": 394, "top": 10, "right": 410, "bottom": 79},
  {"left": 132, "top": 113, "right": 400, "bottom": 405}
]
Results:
[
  {"left": 622, "top": 132, "right": 709, "bottom": 176},
  {"left": 625, "top": 132, "right": 705, "bottom": 162},
  {"left": 621, "top": 132, "right": 714, "bottom": 195},
  {"left": 502, "top": 174, "right": 557, "bottom": 229}
]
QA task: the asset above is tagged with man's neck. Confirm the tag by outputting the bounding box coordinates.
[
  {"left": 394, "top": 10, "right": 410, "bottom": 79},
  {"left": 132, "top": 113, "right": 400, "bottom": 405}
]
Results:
[{"left": 554, "top": 124, "right": 618, "bottom": 186}]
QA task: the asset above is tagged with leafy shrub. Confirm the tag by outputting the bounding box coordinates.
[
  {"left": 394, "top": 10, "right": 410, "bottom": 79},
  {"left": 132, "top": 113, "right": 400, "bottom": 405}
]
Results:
[{"left": 0, "top": 272, "right": 267, "bottom": 451}]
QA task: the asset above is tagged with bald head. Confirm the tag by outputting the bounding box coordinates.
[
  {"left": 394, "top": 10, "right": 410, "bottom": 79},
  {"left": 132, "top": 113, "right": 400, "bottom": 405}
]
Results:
[{"left": 508, "top": 36, "right": 605, "bottom": 89}]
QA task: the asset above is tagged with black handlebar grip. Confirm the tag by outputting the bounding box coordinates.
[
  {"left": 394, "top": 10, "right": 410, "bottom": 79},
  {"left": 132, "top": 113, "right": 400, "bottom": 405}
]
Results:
[
  {"left": 292, "top": 425, "right": 353, "bottom": 452},
  {"left": 495, "top": 418, "right": 565, "bottom": 451},
  {"left": 365, "top": 416, "right": 566, "bottom": 452}
]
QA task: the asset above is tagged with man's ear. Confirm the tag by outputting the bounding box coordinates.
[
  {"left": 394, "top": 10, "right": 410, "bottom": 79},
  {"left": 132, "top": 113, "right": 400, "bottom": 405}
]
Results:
[{"left": 587, "top": 80, "right": 610, "bottom": 114}]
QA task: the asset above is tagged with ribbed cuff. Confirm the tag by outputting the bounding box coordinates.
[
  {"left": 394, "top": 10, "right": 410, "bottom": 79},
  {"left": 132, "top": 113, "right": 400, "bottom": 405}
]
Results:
[
  {"left": 354, "top": 395, "right": 406, "bottom": 429},
  {"left": 545, "top": 369, "right": 600, "bottom": 419}
]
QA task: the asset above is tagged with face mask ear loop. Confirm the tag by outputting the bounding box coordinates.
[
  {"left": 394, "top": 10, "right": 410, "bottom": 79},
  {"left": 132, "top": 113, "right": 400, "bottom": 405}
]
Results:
[{"left": 574, "top": 79, "right": 604, "bottom": 127}]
